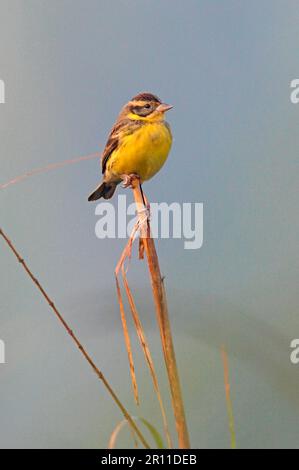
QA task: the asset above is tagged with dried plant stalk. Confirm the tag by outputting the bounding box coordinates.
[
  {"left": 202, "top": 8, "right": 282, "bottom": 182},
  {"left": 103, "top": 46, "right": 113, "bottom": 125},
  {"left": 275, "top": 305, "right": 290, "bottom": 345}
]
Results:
[
  {"left": 108, "top": 419, "right": 137, "bottom": 449},
  {"left": 121, "top": 268, "right": 173, "bottom": 448},
  {"left": 221, "top": 345, "right": 237, "bottom": 449},
  {"left": 0, "top": 152, "right": 100, "bottom": 190},
  {"left": 115, "top": 275, "right": 139, "bottom": 405},
  {"left": 115, "top": 221, "right": 142, "bottom": 406},
  {"left": 115, "top": 221, "right": 172, "bottom": 447},
  {"left": 131, "top": 179, "right": 190, "bottom": 449},
  {"left": 0, "top": 227, "right": 150, "bottom": 449}
]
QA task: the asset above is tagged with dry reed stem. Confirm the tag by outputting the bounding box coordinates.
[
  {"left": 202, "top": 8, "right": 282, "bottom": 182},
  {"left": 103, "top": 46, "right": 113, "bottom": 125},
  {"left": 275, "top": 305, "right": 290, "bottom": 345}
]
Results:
[
  {"left": 221, "top": 345, "right": 237, "bottom": 449},
  {"left": 121, "top": 266, "right": 173, "bottom": 448},
  {"left": 115, "top": 218, "right": 172, "bottom": 447},
  {"left": 115, "top": 275, "right": 139, "bottom": 405},
  {"left": 132, "top": 180, "right": 190, "bottom": 449},
  {"left": 0, "top": 226, "right": 150, "bottom": 449},
  {"left": 115, "top": 222, "right": 142, "bottom": 406},
  {"left": 0, "top": 152, "right": 100, "bottom": 190},
  {"left": 108, "top": 418, "right": 139, "bottom": 449}
]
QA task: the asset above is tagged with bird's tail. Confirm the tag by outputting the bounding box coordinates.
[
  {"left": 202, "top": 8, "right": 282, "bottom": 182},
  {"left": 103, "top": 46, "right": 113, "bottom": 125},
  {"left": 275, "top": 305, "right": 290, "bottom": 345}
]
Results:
[{"left": 88, "top": 181, "right": 117, "bottom": 201}]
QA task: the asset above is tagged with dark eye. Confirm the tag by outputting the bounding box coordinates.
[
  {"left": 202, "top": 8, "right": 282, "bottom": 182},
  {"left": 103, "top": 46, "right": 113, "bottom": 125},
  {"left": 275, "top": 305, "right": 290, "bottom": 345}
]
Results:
[{"left": 144, "top": 103, "right": 151, "bottom": 109}]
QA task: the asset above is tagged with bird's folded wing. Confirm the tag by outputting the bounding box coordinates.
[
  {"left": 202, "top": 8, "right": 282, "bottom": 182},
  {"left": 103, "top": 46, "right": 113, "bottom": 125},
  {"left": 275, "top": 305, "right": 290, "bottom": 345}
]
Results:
[{"left": 101, "top": 119, "right": 144, "bottom": 174}]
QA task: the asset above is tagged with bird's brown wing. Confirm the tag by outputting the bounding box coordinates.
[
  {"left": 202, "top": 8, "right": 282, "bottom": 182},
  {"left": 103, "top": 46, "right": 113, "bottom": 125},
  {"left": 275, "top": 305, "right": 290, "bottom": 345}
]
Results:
[
  {"left": 101, "top": 119, "right": 131, "bottom": 174},
  {"left": 101, "top": 118, "right": 146, "bottom": 174}
]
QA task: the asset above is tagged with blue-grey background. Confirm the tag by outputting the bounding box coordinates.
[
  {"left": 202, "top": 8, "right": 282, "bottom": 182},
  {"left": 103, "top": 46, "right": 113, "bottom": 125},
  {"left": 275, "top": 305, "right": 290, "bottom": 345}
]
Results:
[{"left": 0, "top": 0, "right": 298, "bottom": 448}]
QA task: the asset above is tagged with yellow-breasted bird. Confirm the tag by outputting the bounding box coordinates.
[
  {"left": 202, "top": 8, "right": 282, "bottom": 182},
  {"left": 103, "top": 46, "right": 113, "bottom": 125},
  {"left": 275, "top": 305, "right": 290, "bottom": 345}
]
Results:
[{"left": 88, "top": 92, "right": 173, "bottom": 201}]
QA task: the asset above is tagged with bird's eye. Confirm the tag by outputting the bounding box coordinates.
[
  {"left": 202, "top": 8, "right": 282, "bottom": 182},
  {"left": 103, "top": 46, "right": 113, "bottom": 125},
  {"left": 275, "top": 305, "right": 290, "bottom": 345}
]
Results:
[{"left": 144, "top": 103, "right": 151, "bottom": 109}]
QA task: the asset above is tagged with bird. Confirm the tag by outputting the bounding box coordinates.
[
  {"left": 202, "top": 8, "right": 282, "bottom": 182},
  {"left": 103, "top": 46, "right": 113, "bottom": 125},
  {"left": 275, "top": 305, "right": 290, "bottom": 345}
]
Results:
[{"left": 88, "top": 92, "right": 173, "bottom": 201}]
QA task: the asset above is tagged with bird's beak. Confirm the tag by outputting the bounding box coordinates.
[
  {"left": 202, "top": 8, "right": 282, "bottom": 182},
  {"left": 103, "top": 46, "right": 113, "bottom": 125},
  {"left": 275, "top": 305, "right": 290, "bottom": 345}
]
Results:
[{"left": 156, "top": 103, "right": 173, "bottom": 113}]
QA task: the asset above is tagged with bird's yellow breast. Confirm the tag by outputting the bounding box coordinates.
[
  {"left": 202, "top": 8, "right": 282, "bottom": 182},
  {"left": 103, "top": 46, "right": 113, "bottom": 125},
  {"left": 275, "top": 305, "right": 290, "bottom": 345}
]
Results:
[{"left": 106, "top": 122, "right": 172, "bottom": 182}]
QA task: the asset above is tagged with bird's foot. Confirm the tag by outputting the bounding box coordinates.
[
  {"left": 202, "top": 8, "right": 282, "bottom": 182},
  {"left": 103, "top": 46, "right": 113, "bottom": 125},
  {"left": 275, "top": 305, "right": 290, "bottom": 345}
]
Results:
[{"left": 121, "top": 173, "right": 140, "bottom": 188}]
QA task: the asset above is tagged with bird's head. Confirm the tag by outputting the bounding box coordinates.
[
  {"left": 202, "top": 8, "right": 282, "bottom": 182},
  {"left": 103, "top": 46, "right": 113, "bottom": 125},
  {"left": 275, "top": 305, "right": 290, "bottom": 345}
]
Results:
[{"left": 122, "top": 92, "right": 173, "bottom": 122}]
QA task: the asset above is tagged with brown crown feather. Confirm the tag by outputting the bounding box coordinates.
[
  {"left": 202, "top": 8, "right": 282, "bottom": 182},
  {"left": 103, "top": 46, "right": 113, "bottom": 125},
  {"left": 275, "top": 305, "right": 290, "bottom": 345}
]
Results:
[{"left": 131, "top": 92, "right": 161, "bottom": 103}]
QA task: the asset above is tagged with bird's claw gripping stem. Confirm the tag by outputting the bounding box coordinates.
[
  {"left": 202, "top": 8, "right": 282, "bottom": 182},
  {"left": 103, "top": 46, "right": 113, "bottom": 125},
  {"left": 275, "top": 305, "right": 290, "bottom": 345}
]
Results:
[{"left": 121, "top": 173, "right": 140, "bottom": 188}]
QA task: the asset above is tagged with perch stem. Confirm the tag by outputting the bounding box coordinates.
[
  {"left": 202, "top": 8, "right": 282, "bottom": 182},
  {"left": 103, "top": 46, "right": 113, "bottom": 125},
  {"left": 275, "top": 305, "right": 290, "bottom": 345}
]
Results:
[
  {"left": 131, "top": 180, "right": 190, "bottom": 449},
  {"left": 221, "top": 346, "right": 237, "bottom": 449}
]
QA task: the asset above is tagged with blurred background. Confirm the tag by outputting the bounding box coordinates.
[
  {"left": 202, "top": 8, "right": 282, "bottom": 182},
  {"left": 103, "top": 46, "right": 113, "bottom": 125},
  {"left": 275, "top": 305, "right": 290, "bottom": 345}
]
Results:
[{"left": 0, "top": 0, "right": 298, "bottom": 448}]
